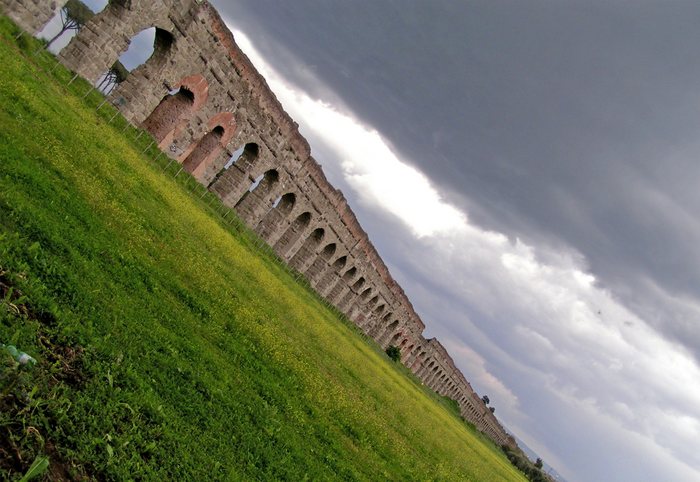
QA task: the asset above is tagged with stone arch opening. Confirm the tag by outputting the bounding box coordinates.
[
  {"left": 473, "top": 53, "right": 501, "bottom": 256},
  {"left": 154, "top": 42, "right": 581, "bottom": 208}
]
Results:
[
  {"left": 360, "top": 287, "right": 372, "bottom": 300},
  {"left": 368, "top": 295, "right": 379, "bottom": 306},
  {"left": 321, "top": 243, "right": 337, "bottom": 260},
  {"left": 374, "top": 304, "right": 385, "bottom": 315},
  {"left": 274, "top": 212, "right": 312, "bottom": 256},
  {"left": 343, "top": 267, "right": 357, "bottom": 281},
  {"left": 118, "top": 27, "right": 172, "bottom": 74},
  {"left": 317, "top": 253, "right": 347, "bottom": 295},
  {"left": 332, "top": 256, "right": 347, "bottom": 271},
  {"left": 352, "top": 277, "right": 366, "bottom": 291},
  {"left": 89, "top": 26, "right": 173, "bottom": 90}
]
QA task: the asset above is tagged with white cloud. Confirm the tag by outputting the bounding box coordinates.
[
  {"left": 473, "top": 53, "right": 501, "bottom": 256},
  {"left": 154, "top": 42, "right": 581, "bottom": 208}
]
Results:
[
  {"left": 233, "top": 30, "right": 465, "bottom": 238},
  {"left": 228, "top": 26, "right": 700, "bottom": 481}
]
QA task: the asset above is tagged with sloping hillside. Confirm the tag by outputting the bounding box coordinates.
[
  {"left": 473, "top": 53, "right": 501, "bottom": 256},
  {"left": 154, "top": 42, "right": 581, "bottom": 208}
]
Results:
[{"left": 0, "top": 18, "right": 523, "bottom": 481}]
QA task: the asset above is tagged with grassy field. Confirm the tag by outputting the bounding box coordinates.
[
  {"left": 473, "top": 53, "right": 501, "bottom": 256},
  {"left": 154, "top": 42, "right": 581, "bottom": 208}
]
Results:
[{"left": 0, "top": 17, "right": 525, "bottom": 481}]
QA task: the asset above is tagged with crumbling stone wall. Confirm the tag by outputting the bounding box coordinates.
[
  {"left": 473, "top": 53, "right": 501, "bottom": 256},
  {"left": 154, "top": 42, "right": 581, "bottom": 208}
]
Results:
[{"left": 3, "top": 0, "right": 511, "bottom": 447}]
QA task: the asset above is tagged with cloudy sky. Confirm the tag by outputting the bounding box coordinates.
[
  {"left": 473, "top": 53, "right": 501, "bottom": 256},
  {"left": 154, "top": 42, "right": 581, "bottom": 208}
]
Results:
[{"left": 47, "top": 1, "right": 700, "bottom": 480}]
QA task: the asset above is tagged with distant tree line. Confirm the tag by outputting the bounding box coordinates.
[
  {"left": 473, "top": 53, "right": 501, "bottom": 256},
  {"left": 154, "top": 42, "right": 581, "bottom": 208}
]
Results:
[{"left": 500, "top": 444, "right": 553, "bottom": 482}]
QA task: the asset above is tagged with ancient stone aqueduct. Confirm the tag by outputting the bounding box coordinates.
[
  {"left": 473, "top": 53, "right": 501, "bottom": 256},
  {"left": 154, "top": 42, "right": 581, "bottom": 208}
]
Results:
[{"left": 2, "top": 0, "right": 512, "bottom": 446}]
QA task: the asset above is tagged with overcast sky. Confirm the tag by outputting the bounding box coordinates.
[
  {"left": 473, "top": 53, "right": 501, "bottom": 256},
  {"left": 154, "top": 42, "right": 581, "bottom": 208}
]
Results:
[{"left": 45, "top": 1, "right": 700, "bottom": 480}]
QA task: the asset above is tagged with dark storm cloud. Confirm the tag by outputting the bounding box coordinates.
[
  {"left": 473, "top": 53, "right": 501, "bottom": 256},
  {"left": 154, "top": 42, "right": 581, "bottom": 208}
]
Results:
[
  {"left": 217, "top": 0, "right": 700, "bottom": 360},
  {"left": 211, "top": 2, "right": 700, "bottom": 480}
]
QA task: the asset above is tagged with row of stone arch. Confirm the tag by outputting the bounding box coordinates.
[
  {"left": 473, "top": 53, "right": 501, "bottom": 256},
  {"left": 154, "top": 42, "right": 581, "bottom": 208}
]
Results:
[{"left": 0, "top": 0, "right": 511, "bottom": 447}]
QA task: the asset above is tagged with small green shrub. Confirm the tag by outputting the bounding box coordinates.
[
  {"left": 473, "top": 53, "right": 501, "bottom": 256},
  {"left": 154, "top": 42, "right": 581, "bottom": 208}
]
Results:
[{"left": 385, "top": 345, "right": 401, "bottom": 362}]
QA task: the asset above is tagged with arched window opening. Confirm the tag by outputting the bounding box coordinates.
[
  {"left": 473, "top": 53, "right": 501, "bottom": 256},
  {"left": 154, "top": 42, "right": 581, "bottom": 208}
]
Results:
[
  {"left": 141, "top": 87, "right": 194, "bottom": 142},
  {"left": 182, "top": 125, "right": 225, "bottom": 174},
  {"left": 294, "top": 212, "right": 312, "bottom": 228},
  {"left": 360, "top": 288, "right": 372, "bottom": 300},
  {"left": 382, "top": 312, "right": 392, "bottom": 322},
  {"left": 343, "top": 267, "right": 357, "bottom": 281},
  {"left": 321, "top": 244, "right": 336, "bottom": 260},
  {"left": 374, "top": 304, "right": 385, "bottom": 315},
  {"left": 114, "top": 27, "right": 156, "bottom": 71},
  {"left": 39, "top": 0, "right": 105, "bottom": 53},
  {"left": 119, "top": 27, "right": 171, "bottom": 72},
  {"left": 224, "top": 143, "right": 259, "bottom": 170},
  {"left": 332, "top": 256, "right": 347, "bottom": 271},
  {"left": 352, "top": 277, "right": 365, "bottom": 290},
  {"left": 94, "top": 27, "right": 173, "bottom": 90},
  {"left": 310, "top": 228, "right": 325, "bottom": 242}
]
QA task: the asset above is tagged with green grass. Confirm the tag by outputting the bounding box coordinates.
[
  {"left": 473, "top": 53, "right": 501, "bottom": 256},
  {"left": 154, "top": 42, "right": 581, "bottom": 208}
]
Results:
[{"left": 0, "top": 17, "right": 525, "bottom": 481}]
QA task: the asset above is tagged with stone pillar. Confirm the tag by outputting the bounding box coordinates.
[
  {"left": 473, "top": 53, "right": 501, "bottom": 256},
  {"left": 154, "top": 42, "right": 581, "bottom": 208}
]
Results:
[
  {"left": 235, "top": 177, "right": 281, "bottom": 227},
  {"left": 339, "top": 290, "right": 359, "bottom": 314},
  {"left": 326, "top": 277, "right": 350, "bottom": 307},
  {"left": 318, "top": 269, "right": 338, "bottom": 296},
  {"left": 427, "top": 369, "right": 443, "bottom": 389},
  {"left": 210, "top": 164, "right": 251, "bottom": 207},
  {"left": 273, "top": 215, "right": 313, "bottom": 259},
  {"left": 182, "top": 128, "right": 224, "bottom": 176},
  {"left": 304, "top": 245, "right": 336, "bottom": 286},
  {"left": 60, "top": 5, "right": 135, "bottom": 83},
  {"left": 236, "top": 190, "right": 272, "bottom": 225},
  {"left": 378, "top": 320, "right": 402, "bottom": 348},
  {"left": 288, "top": 229, "right": 324, "bottom": 272},
  {"left": 255, "top": 208, "right": 286, "bottom": 243},
  {"left": 404, "top": 346, "right": 421, "bottom": 366}
]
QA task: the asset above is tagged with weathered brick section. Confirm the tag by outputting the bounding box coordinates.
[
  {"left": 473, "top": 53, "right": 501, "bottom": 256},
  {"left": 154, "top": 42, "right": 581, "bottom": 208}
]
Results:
[{"left": 4, "top": 0, "right": 513, "bottom": 448}]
